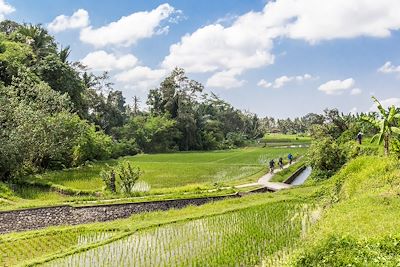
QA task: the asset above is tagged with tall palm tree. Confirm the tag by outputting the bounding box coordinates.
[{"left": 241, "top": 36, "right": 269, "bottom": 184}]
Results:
[
  {"left": 17, "top": 24, "right": 56, "bottom": 57},
  {"left": 58, "top": 46, "right": 71, "bottom": 63},
  {"left": 362, "top": 96, "right": 400, "bottom": 155}
]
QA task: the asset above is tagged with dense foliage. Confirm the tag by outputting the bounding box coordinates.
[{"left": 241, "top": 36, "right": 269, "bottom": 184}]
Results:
[{"left": 0, "top": 20, "right": 263, "bottom": 181}]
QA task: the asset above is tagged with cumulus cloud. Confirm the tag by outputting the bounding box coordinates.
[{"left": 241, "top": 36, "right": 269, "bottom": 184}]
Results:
[
  {"left": 369, "top": 97, "right": 400, "bottom": 112},
  {"left": 162, "top": 0, "right": 400, "bottom": 90},
  {"left": 48, "top": 9, "right": 89, "bottom": 33},
  {"left": 206, "top": 69, "right": 246, "bottom": 89},
  {"left": 81, "top": 51, "right": 138, "bottom": 71},
  {"left": 115, "top": 66, "right": 166, "bottom": 91},
  {"left": 318, "top": 78, "right": 355, "bottom": 95},
  {"left": 0, "top": 0, "right": 15, "bottom": 21},
  {"left": 377, "top": 61, "right": 400, "bottom": 74},
  {"left": 263, "top": 0, "right": 400, "bottom": 43},
  {"left": 162, "top": 22, "right": 274, "bottom": 74},
  {"left": 257, "top": 79, "right": 273, "bottom": 89},
  {"left": 80, "top": 4, "right": 175, "bottom": 47},
  {"left": 258, "top": 74, "right": 313, "bottom": 89}
]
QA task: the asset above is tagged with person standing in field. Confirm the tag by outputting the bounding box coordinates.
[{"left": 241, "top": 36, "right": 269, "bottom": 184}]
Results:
[
  {"left": 357, "top": 131, "right": 363, "bottom": 145},
  {"left": 288, "top": 153, "right": 293, "bottom": 164},
  {"left": 269, "top": 159, "right": 275, "bottom": 174},
  {"left": 278, "top": 157, "right": 284, "bottom": 170}
]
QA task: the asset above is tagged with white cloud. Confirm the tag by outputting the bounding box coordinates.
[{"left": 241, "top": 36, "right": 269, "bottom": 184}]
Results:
[
  {"left": 80, "top": 4, "right": 175, "bottom": 47},
  {"left": 206, "top": 69, "right": 245, "bottom": 89},
  {"left": 318, "top": 78, "right": 355, "bottom": 95},
  {"left": 81, "top": 51, "right": 138, "bottom": 71},
  {"left": 369, "top": 97, "right": 400, "bottom": 112},
  {"left": 263, "top": 0, "right": 400, "bottom": 43},
  {"left": 115, "top": 66, "right": 166, "bottom": 91},
  {"left": 0, "top": 0, "right": 14, "bottom": 21},
  {"left": 162, "top": 22, "right": 274, "bottom": 74},
  {"left": 258, "top": 74, "right": 313, "bottom": 89},
  {"left": 48, "top": 9, "right": 89, "bottom": 33},
  {"left": 377, "top": 61, "right": 400, "bottom": 74},
  {"left": 163, "top": 0, "right": 400, "bottom": 90},
  {"left": 257, "top": 79, "right": 272, "bottom": 89}
]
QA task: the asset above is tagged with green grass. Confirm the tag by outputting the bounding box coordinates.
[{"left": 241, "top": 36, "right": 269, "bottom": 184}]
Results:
[
  {"left": 34, "top": 146, "right": 306, "bottom": 192},
  {"left": 288, "top": 156, "right": 400, "bottom": 266}
]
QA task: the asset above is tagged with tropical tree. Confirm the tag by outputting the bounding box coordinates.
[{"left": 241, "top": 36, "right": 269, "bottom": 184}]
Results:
[{"left": 362, "top": 96, "right": 400, "bottom": 156}]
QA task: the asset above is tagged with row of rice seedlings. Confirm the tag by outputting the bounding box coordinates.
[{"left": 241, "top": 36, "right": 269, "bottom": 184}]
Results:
[
  {"left": 0, "top": 230, "right": 116, "bottom": 266},
  {"left": 46, "top": 201, "right": 315, "bottom": 266}
]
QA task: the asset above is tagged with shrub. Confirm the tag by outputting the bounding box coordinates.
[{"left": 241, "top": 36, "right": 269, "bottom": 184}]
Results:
[
  {"left": 110, "top": 139, "right": 139, "bottom": 158},
  {"left": 100, "top": 167, "right": 116, "bottom": 193},
  {"left": 307, "top": 137, "right": 346, "bottom": 179},
  {"left": 72, "top": 124, "right": 112, "bottom": 166},
  {"left": 118, "top": 162, "right": 142, "bottom": 195}
]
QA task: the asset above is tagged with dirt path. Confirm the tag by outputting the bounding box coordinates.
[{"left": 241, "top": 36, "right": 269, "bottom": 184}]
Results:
[{"left": 235, "top": 159, "right": 300, "bottom": 191}]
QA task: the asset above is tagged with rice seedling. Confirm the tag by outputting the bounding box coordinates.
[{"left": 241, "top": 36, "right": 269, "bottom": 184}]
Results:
[
  {"left": 0, "top": 230, "right": 117, "bottom": 266},
  {"left": 45, "top": 201, "right": 316, "bottom": 266}
]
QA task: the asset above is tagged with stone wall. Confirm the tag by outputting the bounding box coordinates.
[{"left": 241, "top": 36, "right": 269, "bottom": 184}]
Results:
[{"left": 0, "top": 195, "right": 238, "bottom": 234}]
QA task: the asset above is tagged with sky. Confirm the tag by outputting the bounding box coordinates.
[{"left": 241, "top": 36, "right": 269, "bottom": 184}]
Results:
[{"left": 1, "top": 0, "right": 400, "bottom": 118}]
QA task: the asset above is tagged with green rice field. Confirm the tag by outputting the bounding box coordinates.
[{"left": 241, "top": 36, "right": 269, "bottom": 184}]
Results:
[{"left": 34, "top": 147, "right": 307, "bottom": 192}]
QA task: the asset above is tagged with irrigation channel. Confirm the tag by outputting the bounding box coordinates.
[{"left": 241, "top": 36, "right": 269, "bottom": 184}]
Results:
[{"left": 290, "top": 166, "right": 312, "bottom": 185}]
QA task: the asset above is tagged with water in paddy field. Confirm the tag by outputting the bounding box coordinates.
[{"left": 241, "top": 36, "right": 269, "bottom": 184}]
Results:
[
  {"left": 44, "top": 204, "right": 310, "bottom": 267},
  {"left": 291, "top": 166, "right": 312, "bottom": 186}
]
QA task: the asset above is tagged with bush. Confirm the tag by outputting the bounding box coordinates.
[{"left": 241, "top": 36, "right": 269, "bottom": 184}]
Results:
[
  {"left": 118, "top": 162, "right": 142, "bottom": 196},
  {"left": 72, "top": 124, "right": 113, "bottom": 166},
  {"left": 307, "top": 137, "right": 347, "bottom": 179},
  {"left": 110, "top": 139, "right": 139, "bottom": 158},
  {"left": 223, "top": 132, "right": 247, "bottom": 148},
  {"left": 100, "top": 162, "right": 143, "bottom": 195},
  {"left": 100, "top": 167, "right": 116, "bottom": 193}
]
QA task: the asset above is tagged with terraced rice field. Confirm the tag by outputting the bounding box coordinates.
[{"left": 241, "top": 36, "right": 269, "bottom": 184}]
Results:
[
  {"left": 0, "top": 201, "right": 315, "bottom": 266},
  {"left": 35, "top": 147, "right": 306, "bottom": 192}
]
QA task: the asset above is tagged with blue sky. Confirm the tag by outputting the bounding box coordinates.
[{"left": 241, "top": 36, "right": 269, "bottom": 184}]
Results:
[{"left": 2, "top": 0, "right": 400, "bottom": 118}]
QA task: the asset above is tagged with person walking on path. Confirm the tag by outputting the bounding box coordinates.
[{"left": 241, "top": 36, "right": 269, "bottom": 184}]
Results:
[
  {"left": 269, "top": 159, "right": 275, "bottom": 174},
  {"left": 357, "top": 131, "right": 363, "bottom": 145},
  {"left": 288, "top": 153, "right": 293, "bottom": 165},
  {"left": 278, "top": 157, "right": 284, "bottom": 170}
]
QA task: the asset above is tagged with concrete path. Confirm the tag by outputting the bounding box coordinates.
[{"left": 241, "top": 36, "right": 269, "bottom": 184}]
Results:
[{"left": 235, "top": 159, "right": 300, "bottom": 191}]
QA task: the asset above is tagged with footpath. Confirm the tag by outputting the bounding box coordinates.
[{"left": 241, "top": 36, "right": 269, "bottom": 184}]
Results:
[{"left": 235, "top": 160, "right": 299, "bottom": 191}]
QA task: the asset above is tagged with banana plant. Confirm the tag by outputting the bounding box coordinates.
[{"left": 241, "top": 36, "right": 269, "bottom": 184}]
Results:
[{"left": 361, "top": 96, "right": 400, "bottom": 155}]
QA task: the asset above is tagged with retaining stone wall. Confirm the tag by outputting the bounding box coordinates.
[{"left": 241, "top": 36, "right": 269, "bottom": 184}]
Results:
[{"left": 0, "top": 195, "right": 237, "bottom": 234}]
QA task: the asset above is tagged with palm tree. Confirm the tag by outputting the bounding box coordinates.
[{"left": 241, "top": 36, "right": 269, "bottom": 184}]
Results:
[
  {"left": 17, "top": 24, "right": 56, "bottom": 57},
  {"left": 58, "top": 46, "right": 71, "bottom": 63},
  {"left": 362, "top": 96, "right": 400, "bottom": 155}
]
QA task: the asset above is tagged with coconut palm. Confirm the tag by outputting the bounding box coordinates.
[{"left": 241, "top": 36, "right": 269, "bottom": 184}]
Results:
[{"left": 362, "top": 96, "right": 400, "bottom": 155}]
